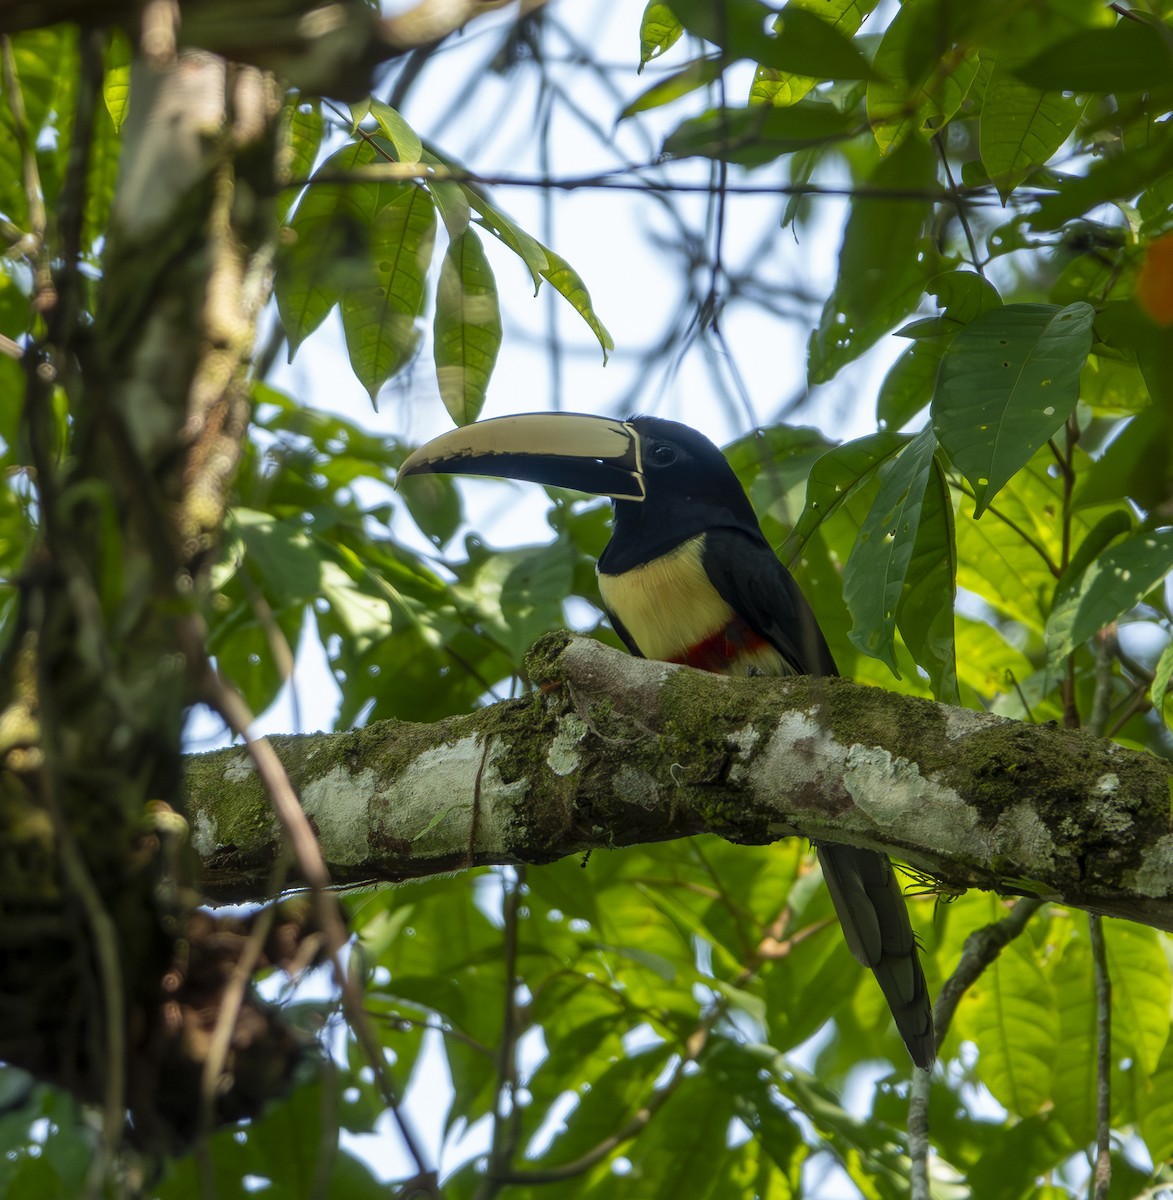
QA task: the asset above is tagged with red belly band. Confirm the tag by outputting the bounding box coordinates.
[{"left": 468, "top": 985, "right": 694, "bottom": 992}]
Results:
[{"left": 669, "top": 619, "right": 770, "bottom": 674}]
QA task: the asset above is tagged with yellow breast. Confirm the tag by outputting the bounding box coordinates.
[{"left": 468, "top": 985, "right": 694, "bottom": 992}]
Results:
[{"left": 597, "top": 535, "right": 732, "bottom": 662}]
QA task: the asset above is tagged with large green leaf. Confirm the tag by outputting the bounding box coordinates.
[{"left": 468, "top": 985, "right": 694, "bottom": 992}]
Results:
[
  {"left": 979, "top": 64, "right": 1082, "bottom": 201},
  {"left": 844, "top": 426, "right": 938, "bottom": 674},
  {"left": 1015, "top": 17, "right": 1173, "bottom": 92},
  {"left": 433, "top": 228, "right": 501, "bottom": 426},
  {"left": 341, "top": 184, "right": 437, "bottom": 402},
  {"left": 1103, "top": 919, "right": 1172, "bottom": 1078},
  {"left": 877, "top": 340, "right": 943, "bottom": 431},
  {"left": 808, "top": 136, "right": 938, "bottom": 384},
  {"left": 1047, "top": 923, "right": 1096, "bottom": 1147},
  {"left": 620, "top": 56, "right": 725, "bottom": 120},
  {"left": 956, "top": 934, "right": 1055, "bottom": 1118},
  {"left": 368, "top": 99, "right": 422, "bottom": 164},
  {"left": 101, "top": 29, "right": 131, "bottom": 133},
  {"left": 1031, "top": 139, "right": 1173, "bottom": 231},
  {"left": 932, "top": 302, "right": 1095, "bottom": 517},
  {"left": 1139, "top": 1036, "right": 1173, "bottom": 1164},
  {"left": 1045, "top": 528, "right": 1173, "bottom": 664}
]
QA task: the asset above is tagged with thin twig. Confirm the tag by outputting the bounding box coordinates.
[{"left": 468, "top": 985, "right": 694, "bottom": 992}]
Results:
[
  {"left": 198, "top": 659, "right": 440, "bottom": 1195},
  {"left": 935, "top": 133, "right": 983, "bottom": 274},
  {"left": 291, "top": 162, "right": 996, "bottom": 205},
  {"left": 948, "top": 478, "right": 1062, "bottom": 577},
  {"left": 909, "top": 897, "right": 1046, "bottom": 1200},
  {"left": 199, "top": 899, "right": 280, "bottom": 1135},
  {"left": 1089, "top": 912, "right": 1112, "bottom": 1200}
]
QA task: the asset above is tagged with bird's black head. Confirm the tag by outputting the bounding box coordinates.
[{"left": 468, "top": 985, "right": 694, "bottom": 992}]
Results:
[{"left": 604, "top": 415, "right": 763, "bottom": 570}]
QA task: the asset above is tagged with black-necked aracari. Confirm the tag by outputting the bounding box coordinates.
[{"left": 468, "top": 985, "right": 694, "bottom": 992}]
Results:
[{"left": 399, "top": 412, "right": 935, "bottom": 1069}]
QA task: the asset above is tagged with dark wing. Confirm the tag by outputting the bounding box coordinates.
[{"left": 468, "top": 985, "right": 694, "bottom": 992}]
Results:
[
  {"left": 701, "top": 528, "right": 838, "bottom": 677},
  {"left": 703, "top": 527, "right": 936, "bottom": 1068},
  {"left": 602, "top": 602, "right": 643, "bottom": 657}
]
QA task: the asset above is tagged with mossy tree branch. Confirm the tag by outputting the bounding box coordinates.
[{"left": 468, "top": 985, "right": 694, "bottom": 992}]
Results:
[{"left": 188, "top": 633, "right": 1173, "bottom": 931}]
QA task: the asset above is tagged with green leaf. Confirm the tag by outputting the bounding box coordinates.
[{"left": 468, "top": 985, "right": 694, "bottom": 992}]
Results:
[
  {"left": 663, "top": 102, "right": 856, "bottom": 165},
  {"left": 341, "top": 184, "right": 437, "bottom": 403},
  {"left": 979, "top": 66, "right": 1083, "bottom": 202},
  {"left": 672, "top": 0, "right": 876, "bottom": 79},
  {"left": 1152, "top": 638, "right": 1173, "bottom": 732},
  {"left": 956, "top": 934, "right": 1055, "bottom": 1117},
  {"left": 537, "top": 1045, "right": 674, "bottom": 1168},
  {"left": 932, "top": 302, "right": 1095, "bottom": 517},
  {"left": 433, "top": 229, "right": 501, "bottom": 426},
  {"left": 276, "top": 97, "right": 324, "bottom": 224},
  {"left": 1045, "top": 528, "right": 1173, "bottom": 665},
  {"left": 1104, "top": 920, "right": 1172, "bottom": 1077},
  {"left": 537, "top": 244, "right": 613, "bottom": 360},
  {"left": 867, "top": 0, "right": 980, "bottom": 153},
  {"left": 954, "top": 443, "right": 1098, "bottom": 633},
  {"left": 620, "top": 56, "right": 725, "bottom": 120},
  {"left": 101, "top": 29, "right": 132, "bottom": 133},
  {"left": 788, "top": 431, "right": 910, "bottom": 555},
  {"left": 275, "top": 140, "right": 395, "bottom": 358},
  {"left": 1048, "top": 925, "right": 1096, "bottom": 1147},
  {"left": 639, "top": 1, "right": 684, "bottom": 71},
  {"left": 877, "top": 340, "right": 943, "bottom": 431},
  {"left": 750, "top": 0, "right": 878, "bottom": 107},
  {"left": 897, "top": 449, "right": 958, "bottom": 702},
  {"left": 1015, "top": 17, "right": 1173, "bottom": 92},
  {"left": 1139, "top": 1036, "right": 1173, "bottom": 1163},
  {"left": 844, "top": 426, "right": 937, "bottom": 674},
  {"left": 368, "top": 99, "right": 422, "bottom": 164},
  {"left": 808, "top": 136, "right": 938, "bottom": 384}
]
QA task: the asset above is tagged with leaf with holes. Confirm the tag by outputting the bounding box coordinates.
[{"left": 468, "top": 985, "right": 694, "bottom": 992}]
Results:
[
  {"left": 1045, "top": 528, "right": 1173, "bottom": 665},
  {"left": 639, "top": 1, "right": 684, "bottom": 70},
  {"left": 932, "top": 302, "right": 1094, "bottom": 517},
  {"left": 844, "top": 427, "right": 937, "bottom": 675},
  {"left": 788, "top": 431, "right": 910, "bottom": 557},
  {"left": 808, "top": 136, "right": 938, "bottom": 385}
]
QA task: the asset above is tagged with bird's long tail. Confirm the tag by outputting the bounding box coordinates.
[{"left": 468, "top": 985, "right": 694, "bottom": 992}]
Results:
[{"left": 817, "top": 842, "right": 936, "bottom": 1069}]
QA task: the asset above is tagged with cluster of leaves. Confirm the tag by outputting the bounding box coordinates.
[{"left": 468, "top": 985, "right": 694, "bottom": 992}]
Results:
[{"left": 273, "top": 97, "right": 612, "bottom": 419}]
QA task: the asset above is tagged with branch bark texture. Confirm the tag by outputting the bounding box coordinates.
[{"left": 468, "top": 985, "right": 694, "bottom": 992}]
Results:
[{"left": 188, "top": 633, "right": 1173, "bottom": 930}]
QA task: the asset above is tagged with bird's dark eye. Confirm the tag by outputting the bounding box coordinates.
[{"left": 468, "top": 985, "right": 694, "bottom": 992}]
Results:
[{"left": 648, "top": 443, "right": 678, "bottom": 467}]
